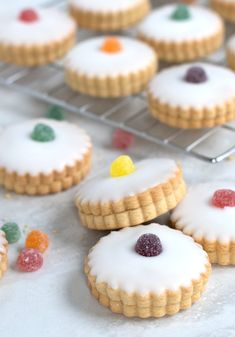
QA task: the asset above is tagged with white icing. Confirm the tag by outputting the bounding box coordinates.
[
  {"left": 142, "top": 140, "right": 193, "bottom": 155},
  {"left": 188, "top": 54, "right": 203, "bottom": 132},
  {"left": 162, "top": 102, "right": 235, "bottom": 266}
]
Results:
[
  {"left": 171, "top": 181, "right": 235, "bottom": 243},
  {"left": 149, "top": 62, "right": 235, "bottom": 109},
  {"left": 88, "top": 223, "right": 208, "bottom": 294},
  {"left": 0, "top": 8, "right": 76, "bottom": 45},
  {"left": 138, "top": 5, "right": 223, "bottom": 42},
  {"left": 65, "top": 36, "right": 156, "bottom": 77},
  {"left": 69, "top": 0, "right": 145, "bottom": 13},
  {"left": 0, "top": 119, "right": 91, "bottom": 176},
  {"left": 0, "top": 230, "right": 7, "bottom": 255},
  {"left": 76, "top": 158, "right": 178, "bottom": 203}
]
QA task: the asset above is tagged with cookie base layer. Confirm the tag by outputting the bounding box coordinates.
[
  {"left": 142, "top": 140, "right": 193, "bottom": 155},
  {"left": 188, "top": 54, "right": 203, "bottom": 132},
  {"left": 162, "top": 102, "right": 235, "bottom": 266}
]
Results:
[
  {"left": 65, "top": 59, "right": 157, "bottom": 98},
  {"left": 139, "top": 29, "right": 223, "bottom": 63},
  {"left": 172, "top": 222, "right": 235, "bottom": 265},
  {"left": 70, "top": 0, "right": 150, "bottom": 31},
  {"left": 227, "top": 48, "right": 235, "bottom": 72},
  {"left": 211, "top": 0, "right": 235, "bottom": 22},
  {"left": 0, "top": 254, "right": 8, "bottom": 279},
  {"left": 148, "top": 92, "right": 235, "bottom": 129},
  {"left": 84, "top": 258, "right": 211, "bottom": 318},
  {"left": 76, "top": 168, "right": 186, "bottom": 230},
  {"left": 0, "top": 32, "right": 76, "bottom": 66},
  {"left": 0, "top": 147, "right": 92, "bottom": 196}
]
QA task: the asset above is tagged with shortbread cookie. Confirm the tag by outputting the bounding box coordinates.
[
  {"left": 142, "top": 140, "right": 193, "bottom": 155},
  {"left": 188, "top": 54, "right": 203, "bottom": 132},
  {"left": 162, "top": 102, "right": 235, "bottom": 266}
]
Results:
[
  {"left": 211, "top": 0, "right": 235, "bottom": 22},
  {"left": 75, "top": 156, "right": 186, "bottom": 230},
  {"left": 227, "top": 35, "right": 235, "bottom": 71},
  {"left": 148, "top": 62, "right": 235, "bottom": 129},
  {"left": 85, "top": 223, "right": 211, "bottom": 318},
  {"left": 138, "top": 4, "right": 223, "bottom": 62},
  {"left": 65, "top": 36, "right": 157, "bottom": 98},
  {"left": 0, "top": 119, "right": 92, "bottom": 195},
  {"left": 0, "top": 8, "right": 76, "bottom": 66},
  {"left": 0, "top": 230, "right": 8, "bottom": 280},
  {"left": 171, "top": 182, "right": 235, "bottom": 265},
  {"left": 69, "top": 0, "right": 150, "bottom": 31}
]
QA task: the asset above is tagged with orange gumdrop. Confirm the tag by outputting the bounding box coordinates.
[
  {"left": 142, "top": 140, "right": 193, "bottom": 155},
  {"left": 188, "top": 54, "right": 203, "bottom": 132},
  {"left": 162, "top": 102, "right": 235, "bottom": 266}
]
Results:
[
  {"left": 25, "top": 230, "right": 49, "bottom": 253},
  {"left": 101, "top": 37, "right": 122, "bottom": 53}
]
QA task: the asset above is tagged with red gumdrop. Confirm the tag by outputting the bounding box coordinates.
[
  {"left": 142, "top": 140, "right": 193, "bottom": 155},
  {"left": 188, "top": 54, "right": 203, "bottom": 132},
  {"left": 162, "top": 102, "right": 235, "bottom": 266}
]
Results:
[
  {"left": 17, "top": 248, "right": 43, "bottom": 272},
  {"left": 112, "top": 129, "right": 134, "bottom": 150},
  {"left": 212, "top": 189, "right": 235, "bottom": 208},
  {"left": 18, "top": 9, "right": 39, "bottom": 23}
]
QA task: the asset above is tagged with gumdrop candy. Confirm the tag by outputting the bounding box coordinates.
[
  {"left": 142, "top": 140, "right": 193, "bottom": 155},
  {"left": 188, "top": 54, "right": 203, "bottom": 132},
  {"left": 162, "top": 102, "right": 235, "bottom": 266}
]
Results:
[
  {"left": 101, "top": 37, "right": 122, "bottom": 53},
  {"left": 19, "top": 9, "right": 39, "bottom": 23},
  {"left": 46, "top": 105, "right": 65, "bottom": 121},
  {"left": 17, "top": 248, "right": 43, "bottom": 272},
  {"left": 110, "top": 155, "right": 136, "bottom": 177},
  {"left": 212, "top": 189, "right": 235, "bottom": 208},
  {"left": 171, "top": 4, "right": 190, "bottom": 20},
  {"left": 31, "top": 123, "right": 55, "bottom": 142},
  {"left": 112, "top": 129, "right": 134, "bottom": 150},
  {"left": 25, "top": 230, "right": 49, "bottom": 253},
  {"left": 135, "top": 233, "right": 163, "bottom": 257},
  {"left": 185, "top": 66, "right": 207, "bottom": 84},
  {"left": 1, "top": 222, "right": 21, "bottom": 244}
]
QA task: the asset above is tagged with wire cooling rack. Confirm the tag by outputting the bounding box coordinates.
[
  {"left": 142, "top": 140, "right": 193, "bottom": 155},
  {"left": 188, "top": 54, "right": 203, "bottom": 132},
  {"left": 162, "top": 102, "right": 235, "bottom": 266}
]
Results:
[{"left": 1, "top": 0, "right": 235, "bottom": 163}]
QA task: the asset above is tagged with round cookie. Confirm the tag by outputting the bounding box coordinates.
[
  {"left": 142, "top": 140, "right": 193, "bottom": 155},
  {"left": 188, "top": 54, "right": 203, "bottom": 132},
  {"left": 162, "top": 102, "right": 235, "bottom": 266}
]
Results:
[
  {"left": 0, "top": 230, "right": 8, "bottom": 280},
  {"left": 65, "top": 36, "right": 157, "bottom": 98},
  {"left": 75, "top": 156, "right": 186, "bottom": 230},
  {"left": 85, "top": 223, "right": 211, "bottom": 318},
  {"left": 0, "top": 119, "right": 92, "bottom": 195},
  {"left": 211, "top": 0, "right": 235, "bottom": 22},
  {"left": 148, "top": 62, "right": 235, "bottom": 129},
  {"left": 138, "top": 4, "right": 224, "bottom": 63},
  {"left": 0, "top": 8, "right": 76, "bottom": 66},
  {"left": 69, "top": 0, "right": 150, "bottom": 31},
  {"left": 171, "top": 181, "right": 235, "bottom": 265}
]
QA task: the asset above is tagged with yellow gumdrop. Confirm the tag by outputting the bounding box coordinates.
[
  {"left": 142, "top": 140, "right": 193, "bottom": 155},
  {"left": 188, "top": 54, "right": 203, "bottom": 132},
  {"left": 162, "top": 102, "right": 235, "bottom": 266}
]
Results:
[{"left": 110, "top": 155, "right": 136, "bottom": 177}]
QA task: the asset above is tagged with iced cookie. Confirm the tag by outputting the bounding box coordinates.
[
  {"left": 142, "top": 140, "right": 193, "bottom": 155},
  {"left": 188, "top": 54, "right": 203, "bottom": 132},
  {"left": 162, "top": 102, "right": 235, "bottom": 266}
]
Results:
[
  {"left": 0, "top": 8, "right": 76, "bottom": 66},
  {"left": 65, "top": 36, "right": 157, "bottom": 98},
  {"left": 138, "top": 4, "right": 223, "bottom": 62},
  {"left": 171, "top": 182, "right": 235, "bottom": 265},
  {"left": 211, "top": 0, "right": 235, "bottom": 22},
  {"left": 85, "top": 223, "right": 211, "bottom": 318},
  {"left": 148, "top": 62, "right": 235, "bottom": 129},
  {"left": 227, "top": 35, "right": 235, "bottom": 71},
  {"left": 69, "top": 0, "right": 150, "bottom": 31},
  {"left": 75, "top": 156, "right": 186, "bottom": 230},
  {"left": 0, "top": 230, "right": 8, "bottom": 280},
  {"left": 0, "top": 119, "right": 92, "bottom": 195}
]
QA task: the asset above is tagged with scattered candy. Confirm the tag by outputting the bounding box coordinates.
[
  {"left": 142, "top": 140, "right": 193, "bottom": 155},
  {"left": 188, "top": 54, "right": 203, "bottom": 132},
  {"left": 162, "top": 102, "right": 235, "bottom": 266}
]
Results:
[
  {"left": 112, "top": 129, "right": 134, "bottom": 150},
  {"left": 25, "top": 230, "right": 49, "bottom": 253},
  {"left": 101, "top": 37, "right": 122, "bottom": 53},
  {"left": 171, "top": 4, "right": 190, "bottom": 20},
  {"left": 212, "top": 189, "right": 235, "bottom": 208},
  {"left": 1, "top": 222, "right": 21, "bottom": 244},
  {"left": 31, "top": 123, "right": 55, "bottom": 142},
  {"left": 110, "top": 155, "right": 136, "bottom": 177},
  {"left": 135, "top": 233, "right": 162, "bottom": 257},
  {"left": 18, "top": 9, "right": 39, "bottom": 23},
  {"left": 185, "top": 66, "right": 208, "bottom": 84},
  {"left": 17, "top": 248, "right": 43, "bottom": 272},
  {"left": 46, "top": 105, "right": 65, "bottom": 121}
]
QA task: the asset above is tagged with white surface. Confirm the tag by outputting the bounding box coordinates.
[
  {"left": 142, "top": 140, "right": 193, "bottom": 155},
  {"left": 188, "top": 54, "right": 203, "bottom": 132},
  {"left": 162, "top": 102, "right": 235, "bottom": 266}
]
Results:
[
  {"left": 88, "top": 223, "right": 208, "bottom": 294},
  {"left": 70, "top": 0, "right": 144, "bottom": 12},
  {"left": 65, "top": 36, "right": 156, "bottom": 77},
  {"left": 149, "top": 62, "right": 235, "bottom": 109},
  {"left": 138, "top": 4, "right": 222, "bottom": 42},
  {"left": 0, "top": 118, "right": 91, "bottom": 175}
]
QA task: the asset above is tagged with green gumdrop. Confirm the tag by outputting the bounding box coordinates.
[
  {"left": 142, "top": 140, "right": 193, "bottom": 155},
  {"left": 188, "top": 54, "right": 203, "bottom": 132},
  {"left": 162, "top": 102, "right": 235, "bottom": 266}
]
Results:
[
  {"left": 1, "top": 222, "right": 21, "bottom": 244},
  {"left": 31, "top": 123, "right": 55, "bottom": 142},
  {"left": 46, "top": 105, "right": 65, "bottom": 121},
  {"left": 170, "top": 4, "right": 190, "bottom": 20}
]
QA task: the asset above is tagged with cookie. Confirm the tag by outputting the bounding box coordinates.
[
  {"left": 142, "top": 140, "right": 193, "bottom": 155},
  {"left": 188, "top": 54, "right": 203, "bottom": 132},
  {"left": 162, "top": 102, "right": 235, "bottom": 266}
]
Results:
[
  {"left": 0, "top": 8, "right": 76, "bottom": 66},
  {"left": 148, "top": 62, "right": 235, "bottom": 129},
  {"left": 211, "top": 0, "right": 235, "bottom": 22},
  {"left": 85, "top": 223, "right": 211, "bottom": 318},
  {"left": 75, "top": 156, "right": 186, "bottom": 230},
  {"left": 65, "top": 36, "right": 157, "bottom": 98},
  {"left": 171, "top": 182, "right": 235, "bottom": 265},
  {"left": 0, "top": 230, "right": 8, "bottom": 280},
  {"left": 69, "top": 0, "right": 150, "bottom": 31},
  {"left": 0, "top": 119, "right": 92, "bottom": 195},
  {"left": 138, "top": 4, "right": 223, "bottom": 63}
]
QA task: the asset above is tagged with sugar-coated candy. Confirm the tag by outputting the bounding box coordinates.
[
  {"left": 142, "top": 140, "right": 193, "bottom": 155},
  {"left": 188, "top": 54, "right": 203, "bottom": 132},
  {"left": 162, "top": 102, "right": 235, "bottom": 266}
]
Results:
[
  {"left": 101, "top": 37, "right": 122, "bottom": 53},
  {"left": 110, "top": 155, "right": 136, "bottom": 177},
  {"left": 212, "top": 189, "right": 235, "bottom": 208},
  {"left": 46, "top": 105, "right": 65, "bottom": 121},
  {"left": 18, "top": 9, "right": 39, "bottom": 23},
  {"left": 135, "top": 233, "right": 163, "bottom": 257},
  {"left": 1, "top": 222, "right": 21, "bottom": 244},
  {"left": 25, "top": 230, "right": 49, "bottom": 253},
  {"left": 31, "top": 123, "right": 55, "bottom": 142},
  {"left": 112, "top": 129, "right": 134, "bottom": 150},
  {"left": 17, "top": 248, "right": 43, "bottom": 272},
  {"left": 171, "top": 4, "right": 190, "bottom": 20},
  {"left": 185, "top": 66, "right": 207, "bottom": 84}
]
